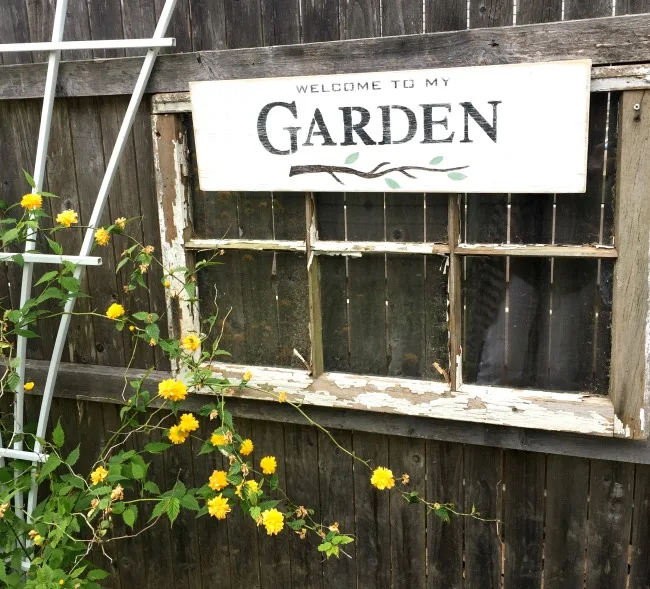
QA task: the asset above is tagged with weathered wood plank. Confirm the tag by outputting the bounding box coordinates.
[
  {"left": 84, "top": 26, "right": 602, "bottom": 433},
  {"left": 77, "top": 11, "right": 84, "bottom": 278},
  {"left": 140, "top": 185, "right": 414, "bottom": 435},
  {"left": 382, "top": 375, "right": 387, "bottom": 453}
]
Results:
[
  {"left": 629, "top": 464, "right": 650, "bottom": 588},
  {"left": 389, "top": 436, "right": 426, "bottom": 588},
  {"left": 0, "top": 0, "right": 32, "bottom": 66},
  {"left": 464, "top": 445, "right": 502, "bottom": 589},
  {"left": 252, "top": 419, "right": 291, "bottom": 588},
  {"left": 224, "top": 418, "right": 261, "bottom": 587},
  {"left": 544, "top": 454, "right": 589, "bottom": 589},
  {"left": 352, "top": 431, "right": 391, "bottom": 588},
  {"left": 610, "top": 90, "right": 650, "bottom": 439},
  {"left": 4, "top": 15, "right": 650, "bottom": 99},
  {"left": 261, "top": 0, "right": 300, "bottom": 46},
  {"left": 190, "top": 0, "right": 226, "bottom": 51},
  {"left": 503, "top": 451, "right": 545, "bottom": 589},
  {"left": 319, "top": 429, "right": 356, "bottom": 589},
  {"left": 587, "top": 459, "right": 635, "bottom": 588},
  {"left": 284, "top": 423, "right": 324, "bottom": 589},
  {"left": 425, "top": 0, "right": 465, "bottom": 32},
  {"left": 426, "top": 440, "right": 464, "bottom": 589},
  {"left": 20, "top": 359, "right": 650, "bottom": 467}
]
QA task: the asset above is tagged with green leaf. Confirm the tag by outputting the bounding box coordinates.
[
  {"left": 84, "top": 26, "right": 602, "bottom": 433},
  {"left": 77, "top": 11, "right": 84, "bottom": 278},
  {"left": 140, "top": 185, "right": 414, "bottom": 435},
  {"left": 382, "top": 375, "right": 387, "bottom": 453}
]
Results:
[
  {"left": 132, "top": 311, "right": 151, "bottom": 321},
  {"left": 318, "top": 542, "right": 332, "bottom": 552},
  {"left": 447, "top": 172, "right": 467, "bottom": 181},
  {"left": 2, "top": 227, "right": 20, "bottom": 246},
  {"left": 122, "top": 505, "right": 137, "bottom": 529},
  {"left": 144, "top": 442, "right": 171, "bottom": 454},
  {"left": 13, "top": 253, "right": 24, "bottom": 268},
  {"left": 434, "top": 505, "right": 450, "bottom": 523},
  {"left": 59, "top": 276, "right": 80, "bottom": 292},
  {"left": 35, "top": 270, "right": 59, "bottom": 286},
  {"left": 66, "top": 445, "right": 80, "bottom": 467},
  {"left": 249, "top": 506, "right": 261, "bottom": 522},
  {"left": 131, "top": 461, "right": 146, "bottom": 480},
  {"left": 46, "top": 236, "right": 63, "bottom": 255},
  {"left": 52, "top": 420, "right": 65, "bottom": 448},
  {"left": 268, "top": 473, "right": 279, "bottom": 491},
  {"left": 430, "top": 155, "right": 444, "bottom": 165},
  {"left": 180, "top": 494, "right": 201, "bottom": 512},
  {"left": 143, "top": 481, "right": 161, "bottom": 495},
  {"left": 145, "top": 323, "right": 160, "bottom": 342},
  {"left": 345, "top": 152, "right": 359, "bottom": 165},
  {"left": 166, "top": 496, "right": 181, "bottom": 525},
  {"left": 23, "top": 169, "right": 36, "bottom": 188},
  {"left": 38, "top": 454, "right": 62, "bottom": 482},
  {"left": 87, "top": 569, "right": 111, "bottom": 581},
  {"left": 385, "top": 178, "right": 400, "bottom": 190}
]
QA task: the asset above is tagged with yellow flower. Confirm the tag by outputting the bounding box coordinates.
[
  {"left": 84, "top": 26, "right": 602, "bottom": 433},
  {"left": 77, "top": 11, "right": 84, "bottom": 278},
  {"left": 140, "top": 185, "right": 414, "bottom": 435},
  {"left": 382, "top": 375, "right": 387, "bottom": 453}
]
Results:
[
  {"left": 0, "top": 502, "right": 10, "bottom": 519},
  {"left": 401, "top": 473, "right": 410, "bottom": 485},
  {"left": 246, "top": 480, "right": 259, "bottom": 494},
  {"left": 168, "top": 425, "right": 188, "bottom": 445},
  {"left": 243, "top": 370, "right": 253, "bottom": 382},
  {"left": 208, "top": 470, "right": 228, "bottom": 491},
  {"left": 261, "top": 508, "right": 284, "bottom": 536},
  {"left": 149, "top": 338, "right": 156, "bottom": 346},
  {"left": 278, "top": 391, "right": 287, "bottom": 403},
  {"left": 181, "top": 334, "right": 201, "bottom": 353},
  {"left": 370, "top": 466, "right": 395, "bottom": 490},
  {"left": 129, "top": 325, "right": 135, "bottom": 332},
  {"left": 24, "top": 381, "right": 35, "bottom": 391},
  {"left": 59, "top": 581, "right": 64, "bottom": 586},
  {"left": 179, "top": 413, "right": 199, "bottom": 433},
  {"left": 105, "top": 303, "right": 125, "bottom": 320},
  {"left": 114, "top": 217, "right": 126, "bottom": 230},
  {"left": 211, "top": 432, "right": 227, "bottom": 446},
  {"left": 90, "top": 465, "right": 109, "bottom": 486},
  {"left": 33, "top": 534, "right": 44, "bottom": 546},
  {"left": 94, "top": 227, "right": 110, "bottom": 246},
  {"left": 207, "top": 494, "right": 230, "bottom": 520},
  {"left": 433, "top": 502, "right": 441, "bottom": 510},
  {"left": 240, "top": 439, "right": 254, "bottom": 456},
  {"left": 55, "top": 209, "right": 78, "bottom": 227},
  {"left": 260, "top": 456, "right": 277, "bottom": 475},
  {"left": 21, "top": 193, "right": 42, "bottom": 210},
  {"left": 158, "top": 379, "right": 188, "bottom": 402},
  {"left": 164, "top": 280, "right": 171, "bottom": 288}
]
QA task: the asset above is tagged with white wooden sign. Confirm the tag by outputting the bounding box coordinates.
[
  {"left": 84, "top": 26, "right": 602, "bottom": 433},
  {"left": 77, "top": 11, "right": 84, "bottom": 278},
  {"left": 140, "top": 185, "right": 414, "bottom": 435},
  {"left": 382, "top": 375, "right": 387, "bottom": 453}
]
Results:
[{"left": 189, "top": 60, "right": 591, "bottom": 193}]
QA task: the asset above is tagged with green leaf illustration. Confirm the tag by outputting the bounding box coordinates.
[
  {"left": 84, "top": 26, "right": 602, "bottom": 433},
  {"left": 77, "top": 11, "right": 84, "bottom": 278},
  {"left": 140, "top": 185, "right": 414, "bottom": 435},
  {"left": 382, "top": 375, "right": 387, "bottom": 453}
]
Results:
[
  {"left": 448, "top": 172, "right": 467, "bottom": 181},
  {"left": 345, "top": 152, "right": 359, "bottom": 164},
  {"left": 385, "top": 178, "right": 400, "bottom": 190},
  {"left": 430, "top": 156, "right": 444, "bottom": 165}
]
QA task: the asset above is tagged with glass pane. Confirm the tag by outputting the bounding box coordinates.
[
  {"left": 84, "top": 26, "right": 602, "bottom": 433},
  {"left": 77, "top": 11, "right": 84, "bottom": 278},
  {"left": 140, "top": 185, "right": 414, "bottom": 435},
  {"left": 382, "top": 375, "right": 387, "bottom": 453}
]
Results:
[
  {"left": 461, "top": 93, "right": 618, "bottom": 246},
  {"left": 462, "top": 256, "right": 612, "bottom": 394},
  {"left": 197, "top": 250, "right": 310, "bottom": 369},
  {"left": 320, "top": 254, "right": 448, "bottom": 380}
]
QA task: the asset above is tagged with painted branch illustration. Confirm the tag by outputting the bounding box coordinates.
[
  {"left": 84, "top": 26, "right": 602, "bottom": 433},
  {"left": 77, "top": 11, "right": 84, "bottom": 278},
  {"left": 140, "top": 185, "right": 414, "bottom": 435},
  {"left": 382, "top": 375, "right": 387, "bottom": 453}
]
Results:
[{"left": 288, "top": 161, "right": 469, "bottom": 185}]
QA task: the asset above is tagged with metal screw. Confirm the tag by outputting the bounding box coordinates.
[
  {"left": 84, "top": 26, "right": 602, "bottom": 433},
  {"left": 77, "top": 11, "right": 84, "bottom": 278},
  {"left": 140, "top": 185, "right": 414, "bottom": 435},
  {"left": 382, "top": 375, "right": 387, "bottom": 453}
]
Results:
[{"left": 633, "top": 103, "right": 641, "bottom": 111}]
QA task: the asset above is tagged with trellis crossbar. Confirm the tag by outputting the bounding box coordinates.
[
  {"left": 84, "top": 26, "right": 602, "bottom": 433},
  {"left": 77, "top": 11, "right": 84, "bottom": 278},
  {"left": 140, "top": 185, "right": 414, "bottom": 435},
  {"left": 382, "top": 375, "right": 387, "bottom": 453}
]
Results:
[{"left": 0, "top": 0, "right": 178, "bottom": 564}]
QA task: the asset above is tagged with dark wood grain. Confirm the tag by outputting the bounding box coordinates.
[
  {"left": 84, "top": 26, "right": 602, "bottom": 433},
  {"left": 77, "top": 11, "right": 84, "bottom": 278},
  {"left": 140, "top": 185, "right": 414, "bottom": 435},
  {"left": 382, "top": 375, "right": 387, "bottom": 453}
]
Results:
[
  {"left": 252, "top": 419, "right": 291, "bottom": 588},
  {"left": 319, "top": 429, "right": 356, "bottom": 589},
  {"left": 0, "top": 0, "right": 32, "bottom": 66},
  {"left": 384, "top": 0, "right": 422, "bottom": 35},
  {"left": 426, "top": 440, "right": 464, "bottom": 589},
  {"left": 629, "top": 464, "right": 650, "bottom": 588},
  {"left": 464, "top": 444, "right": 502, "bottom": 589},
  {"left": 586, "top": 459, "right": 635, "bottom": 587},
  {"left": 426, "top": 0, "right": 466, "bottom": 32},
  {"left": 352, "top": 431, "right": 391, "bottom": 588},
  {"left": 3, "top": 14, "right": 650, "bottom": 99},
  {"left": 503, "top": 451, "right": 545, "bottom": 589},
  {"left": 389, "top": 436, "right": 426, "bottom": 588},
  {"left": 284, "top": 423, "right": 324, "bottom": 589},
  {"left": 544, "top": 455, "right": 589, "bottom": 589},
  {"left": 87, "top": 0, "right": 126, "bottom": 60},
  {"left": 191, "top": 0, "right": 227, "bottom": 51},
  {"left": 340, "top": 0, "right": 380, "bottom": 40},
  {"left": 261, "top": 0, "right": 301, "bottom": 45}
]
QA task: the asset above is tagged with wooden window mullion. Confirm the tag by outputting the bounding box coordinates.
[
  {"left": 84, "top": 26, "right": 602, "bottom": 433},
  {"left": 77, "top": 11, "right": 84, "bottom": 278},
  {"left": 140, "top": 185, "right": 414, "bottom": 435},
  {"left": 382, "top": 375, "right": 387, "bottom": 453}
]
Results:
[
  {"left": 306, "top": 192, "right": 325, "bottom": 376},
  {"left": 448, "top": 194, "right": 462, "bottom": 391}
]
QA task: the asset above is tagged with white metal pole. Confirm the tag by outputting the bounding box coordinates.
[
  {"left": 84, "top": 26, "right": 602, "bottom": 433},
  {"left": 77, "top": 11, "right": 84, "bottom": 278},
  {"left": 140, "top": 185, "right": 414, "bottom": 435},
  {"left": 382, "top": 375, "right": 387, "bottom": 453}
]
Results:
[
  {"left": 0, "top": 38, "right": 175, "bottom": 53},
  {"left": 26, "top": 0, "right": 179, "bottom": 520},
  {"left": 13, "top": 0, "right": 69, "bottom": 522}
]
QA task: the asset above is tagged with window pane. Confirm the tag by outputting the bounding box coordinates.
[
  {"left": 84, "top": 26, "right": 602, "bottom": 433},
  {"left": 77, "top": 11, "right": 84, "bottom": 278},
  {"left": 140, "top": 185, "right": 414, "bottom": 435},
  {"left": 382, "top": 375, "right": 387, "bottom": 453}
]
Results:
[
  {"left": 187, "top": 115, "right": 305, "bottom": 240},
  {"left": 460, "top": 93, "right": 617, "bottom": 246},
  {"left": 197, "top": 250, "right": 310, "bottom": 369},
  {"left": 320, "top": 254, "right": 448, "bottom": 380},
  {"left": 462, "top": 256, "right": 613, "bottom": 394},
  {"left": 316, "top": 193, "right": 448, "bottom": 243}
]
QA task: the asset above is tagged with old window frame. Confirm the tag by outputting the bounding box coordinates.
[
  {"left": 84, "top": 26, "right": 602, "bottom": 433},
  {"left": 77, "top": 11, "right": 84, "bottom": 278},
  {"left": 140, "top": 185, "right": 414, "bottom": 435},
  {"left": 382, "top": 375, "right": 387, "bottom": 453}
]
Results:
[{"left": 150, "top": 68, "right": 650, "bottom": 440}]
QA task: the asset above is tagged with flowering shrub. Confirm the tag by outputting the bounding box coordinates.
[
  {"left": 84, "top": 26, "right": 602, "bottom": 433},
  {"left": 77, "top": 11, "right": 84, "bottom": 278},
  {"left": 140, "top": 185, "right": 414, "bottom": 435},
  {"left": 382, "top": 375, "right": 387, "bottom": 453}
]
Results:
[{"left": 0, "top": 177, "right": 486, "bottom": 587}]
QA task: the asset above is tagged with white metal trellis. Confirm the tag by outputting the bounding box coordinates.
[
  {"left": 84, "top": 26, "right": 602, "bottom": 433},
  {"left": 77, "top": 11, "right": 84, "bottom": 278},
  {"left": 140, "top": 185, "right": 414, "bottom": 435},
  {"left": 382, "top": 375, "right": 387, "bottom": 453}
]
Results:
[{"left": 0, "top": 0, "right": 178, "bottom": 559}]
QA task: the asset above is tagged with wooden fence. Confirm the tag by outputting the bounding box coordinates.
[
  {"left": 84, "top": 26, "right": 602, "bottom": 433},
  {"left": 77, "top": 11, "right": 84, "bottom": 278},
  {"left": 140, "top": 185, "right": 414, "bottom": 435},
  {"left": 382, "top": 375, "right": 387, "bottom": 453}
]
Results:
[{"left": 2, "top": 0, "right": 650, "bottom": 587}]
